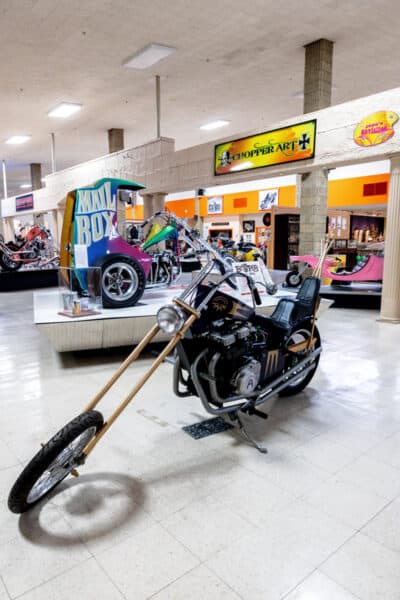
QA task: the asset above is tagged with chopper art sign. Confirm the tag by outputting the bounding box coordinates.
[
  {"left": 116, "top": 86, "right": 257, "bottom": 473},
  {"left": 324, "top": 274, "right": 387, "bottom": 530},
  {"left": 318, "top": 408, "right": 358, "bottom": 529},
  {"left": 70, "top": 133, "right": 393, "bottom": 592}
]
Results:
[{"left": 214, "top": 119, "right": 316, "bottom": 175}]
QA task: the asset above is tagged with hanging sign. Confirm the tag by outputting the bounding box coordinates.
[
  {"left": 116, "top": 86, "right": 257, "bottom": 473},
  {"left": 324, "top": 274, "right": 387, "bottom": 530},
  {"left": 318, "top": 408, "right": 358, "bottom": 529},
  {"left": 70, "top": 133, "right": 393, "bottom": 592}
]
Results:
[
  {"left": 353, "top": 111, "right": 398, "bottom": 146},
  {"left": 214, "top": 119, "right": 316, "bottom": 175},
  {"left": 15, "top": 193, "right": 34, "bottom": 212}
]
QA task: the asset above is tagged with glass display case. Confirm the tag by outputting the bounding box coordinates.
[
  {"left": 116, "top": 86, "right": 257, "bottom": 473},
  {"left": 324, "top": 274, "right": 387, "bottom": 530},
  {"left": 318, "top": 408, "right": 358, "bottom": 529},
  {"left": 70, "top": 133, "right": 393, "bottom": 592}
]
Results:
[{"left": 58, "top": 266, "right": 102, "bottom": 317}]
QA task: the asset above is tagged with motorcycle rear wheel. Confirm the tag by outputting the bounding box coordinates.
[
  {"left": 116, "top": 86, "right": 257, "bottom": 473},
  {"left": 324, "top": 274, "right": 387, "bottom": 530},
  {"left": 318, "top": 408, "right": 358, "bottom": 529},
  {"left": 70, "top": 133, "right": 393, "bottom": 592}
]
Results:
[
  {"left": 279, "top": 325, "right": 321, "bottom": 397},
  {"left": 8, "top": 410, "right": 103, "bottom": 513},
  {"left": 285, "top": 270, "right": 302, "bottom": 287}
]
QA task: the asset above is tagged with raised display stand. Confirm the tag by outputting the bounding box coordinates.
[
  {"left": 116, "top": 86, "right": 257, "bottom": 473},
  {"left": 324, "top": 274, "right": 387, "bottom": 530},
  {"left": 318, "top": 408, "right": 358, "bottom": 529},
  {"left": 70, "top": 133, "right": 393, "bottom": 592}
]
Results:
[
  {"left": 0, "top": 268, "right": 58, "bottom": 291},
  {"left": 34, "top": 285, "right": 305, "bottom": 352}
]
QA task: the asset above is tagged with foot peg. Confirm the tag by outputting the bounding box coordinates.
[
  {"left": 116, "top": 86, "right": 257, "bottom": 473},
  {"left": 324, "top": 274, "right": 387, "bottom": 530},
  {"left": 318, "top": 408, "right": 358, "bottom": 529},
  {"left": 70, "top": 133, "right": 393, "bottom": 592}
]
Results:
[{"left": 241, "top": 406, "right": 268, "bottom": 419}]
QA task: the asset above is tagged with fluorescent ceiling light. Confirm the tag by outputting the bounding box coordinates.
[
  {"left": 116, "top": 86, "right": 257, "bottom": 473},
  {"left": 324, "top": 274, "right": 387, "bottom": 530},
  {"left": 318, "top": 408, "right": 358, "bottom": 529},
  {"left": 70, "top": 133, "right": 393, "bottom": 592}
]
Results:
[
  {"left": 123, "top": 43, "right": 175, "bottom": 70},
  {"left": 48, "top": 102, "right": 82, "bottom": 118},
  {"left": 200, "top": 120, "right": 230, "bottom": 131},
  {"left": 20, "top": 183, "right": 32, "bottom": 189},
  {"left": 5, "top": 135, "right": 31, "bottom": 144}
]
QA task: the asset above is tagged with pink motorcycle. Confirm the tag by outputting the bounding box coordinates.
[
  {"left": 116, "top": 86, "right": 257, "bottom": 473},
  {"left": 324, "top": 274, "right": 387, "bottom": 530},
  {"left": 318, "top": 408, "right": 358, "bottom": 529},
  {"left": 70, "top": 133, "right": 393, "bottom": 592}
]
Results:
[{"left": 285, "top": 253, "right": 384, "bottom": 287}]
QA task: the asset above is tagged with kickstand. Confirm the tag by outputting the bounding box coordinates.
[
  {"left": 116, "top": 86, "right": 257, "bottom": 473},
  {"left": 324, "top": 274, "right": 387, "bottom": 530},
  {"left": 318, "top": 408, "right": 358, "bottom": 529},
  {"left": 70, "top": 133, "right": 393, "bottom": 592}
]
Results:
[{"left": 231, "top": 412, "right": 268, "bottom": 454}]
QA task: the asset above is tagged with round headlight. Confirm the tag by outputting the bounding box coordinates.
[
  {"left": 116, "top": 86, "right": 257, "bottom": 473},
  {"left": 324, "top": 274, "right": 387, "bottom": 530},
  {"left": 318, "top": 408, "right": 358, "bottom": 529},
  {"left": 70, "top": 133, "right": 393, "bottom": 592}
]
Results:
[{"left": 157, "top": 305, "right": 185, "bottom": 334}]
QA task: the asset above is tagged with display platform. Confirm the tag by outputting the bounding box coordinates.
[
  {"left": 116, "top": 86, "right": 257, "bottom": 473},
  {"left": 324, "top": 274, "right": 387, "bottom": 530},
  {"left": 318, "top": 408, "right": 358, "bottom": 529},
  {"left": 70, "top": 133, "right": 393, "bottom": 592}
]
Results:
[
  {"left": 34, "top": 282, "right": 314, "bottom": 352},
  {"left": 319, "top": 282, "right": 382, "bottom": 309},
  {"left": 0, "top": 268, "right": 58, "bottom": 292}
]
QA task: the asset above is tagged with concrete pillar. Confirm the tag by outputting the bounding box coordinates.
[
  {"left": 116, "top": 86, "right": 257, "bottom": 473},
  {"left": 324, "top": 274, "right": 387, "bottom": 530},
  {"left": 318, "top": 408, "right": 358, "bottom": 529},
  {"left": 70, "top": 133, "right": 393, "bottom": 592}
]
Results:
[
  {"left": 303, "top": 39, "right": 334, "bottom": 113},
  {"left": 107, "top": 128, "right": 124, "bottom": 154},
  {"left": 30, "top": 163, "right": 42, "bottom": 190},
  {"left": 142, "top": 193, "right": 153, "bottom": 221},
  {"left": 299, "top": 171, "right": 328, "bottom": 255},
  {"left": 380, "top": 156, "right": 400, "bottom": 322},
  {"left": 152, "top": 192, "right": 166, "bottom": 214},
  {"left": 299, "top": 39, "right": 333, "bottom": 254}
]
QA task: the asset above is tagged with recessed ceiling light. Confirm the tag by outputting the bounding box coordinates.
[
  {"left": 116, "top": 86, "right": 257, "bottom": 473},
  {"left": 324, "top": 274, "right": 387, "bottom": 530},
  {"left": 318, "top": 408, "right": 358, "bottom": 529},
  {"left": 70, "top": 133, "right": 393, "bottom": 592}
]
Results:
[
  {"left": 5, "top": 135, "right": 31, "bottom": 145},
  {"left": 20, "top": 183, "right": 32, "bottom": 189},
  {"left": 48, "top": 102, "right": 82, "bottom": 118},
  {"left": 123, "top": 43, "right": 176, "bottom": 70},
  {"left": 200, "top": 120, "right": 230, "bottom": 131}
]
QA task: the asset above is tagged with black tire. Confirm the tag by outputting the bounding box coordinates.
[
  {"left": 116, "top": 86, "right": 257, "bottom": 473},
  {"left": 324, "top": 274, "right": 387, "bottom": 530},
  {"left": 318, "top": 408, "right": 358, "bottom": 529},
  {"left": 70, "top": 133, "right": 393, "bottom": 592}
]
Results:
[
  {"left": 8, "top": 410, "right": 103, "bottom": 514},
  {"left": 101, "top": 255, "right": 146, "bottom": 308},
  {"left": 0, "top": 251, "right": 22, "bottom": 271},
  {"left": 279, "top": 324, "right": 321, "bottom": 397},
  {"left": 285, "top": 270, "right": 302, "bottom": 287}
]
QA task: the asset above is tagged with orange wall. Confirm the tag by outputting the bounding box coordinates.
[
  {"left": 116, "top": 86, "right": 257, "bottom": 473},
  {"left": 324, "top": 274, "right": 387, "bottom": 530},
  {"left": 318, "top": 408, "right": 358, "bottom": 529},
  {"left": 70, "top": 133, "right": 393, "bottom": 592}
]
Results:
[
  {"left": 328, "top": 173, "right": 389, "bottom": 207},
  {"left": 126, "top": 175, "right": 389, "bottom": 219}
]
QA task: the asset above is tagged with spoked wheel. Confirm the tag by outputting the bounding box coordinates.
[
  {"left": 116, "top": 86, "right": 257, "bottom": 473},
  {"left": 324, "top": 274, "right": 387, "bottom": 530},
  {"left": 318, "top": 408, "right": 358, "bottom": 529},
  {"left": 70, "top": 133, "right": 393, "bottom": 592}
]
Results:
[
  {"left": 101, "top": 256, "right": 146, "bottom": 308},
  {"left": 279, "top": 324, "right": 321, "bottom": 397},
  {"left": 0, "top": 251, "right": 22, "bottom": 271},
  {"left": 285, "top": 270, "right": 302, "bottom": 287},
  {"left": 8, "top": 411, "right": 103, "bottom": 513}
]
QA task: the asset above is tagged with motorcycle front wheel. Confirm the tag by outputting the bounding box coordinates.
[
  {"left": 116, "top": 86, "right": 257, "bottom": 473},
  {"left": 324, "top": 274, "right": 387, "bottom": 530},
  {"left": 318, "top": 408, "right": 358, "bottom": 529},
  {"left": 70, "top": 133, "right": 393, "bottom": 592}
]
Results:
[
  {"left": 8, "top": 410, "right": 103, "bottom": 513},
  {"left": 0, "top": 251, "right": 22, "bottom": 271},
  {"left": 279, "top": 325, "right": 321, "bottom": 397}
]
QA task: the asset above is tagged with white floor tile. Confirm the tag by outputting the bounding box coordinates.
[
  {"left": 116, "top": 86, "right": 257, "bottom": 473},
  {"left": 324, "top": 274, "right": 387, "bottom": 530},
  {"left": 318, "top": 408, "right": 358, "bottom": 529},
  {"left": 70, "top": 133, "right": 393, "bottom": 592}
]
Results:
[
  {"left": 303, "top": 477, "right": 389, "bottom": 529},
  {"left": 321, "top": 533, "right": 400, "bottom": 600},
  {"left": 0, "top": 516, "right": 91, "bottom": 598},
  {"left": 210, "top": 469, "right": 296, "bottom": 525},
  {"left": 365, "top": 430, "right": 400, "bottom": 470},
  {"left": 335, "top": 454, "right": 400, "bottom": 501},
  {"left": 362, "top": 496, "right": 400, "bottom": 553},
  {"left": 96, "top": 523, "right": 199, "bottom": 599},
  {"left": 151, "top": 564, "right": 241, "bottom": 599},
  {"left": 49, "top": 471, "right": 156, "bottom": 555},
  {"left": 206, "top": 501, "right": 354, "bottom": 599},
  {"left": 284, "top": 569, "right": 359, "bottom": 600},
  {"left": 15, "top": 559, "right": 124, "bottom": 600},
  {"left": 161, "top": 495, "right": 256, "bottom": 561}
]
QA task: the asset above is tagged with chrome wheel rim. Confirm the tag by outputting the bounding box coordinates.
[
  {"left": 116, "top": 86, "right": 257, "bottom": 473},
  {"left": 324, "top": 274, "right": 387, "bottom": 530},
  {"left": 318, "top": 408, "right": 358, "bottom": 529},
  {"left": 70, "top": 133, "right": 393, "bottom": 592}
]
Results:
[
  {"left": 27, "top": 427, "right": 97, "bottom": 504},
  {"left": 2, "top": 253, "right": 19, "bottom": 268},
  {"left": 102, "top": 262, "right": 138, "bottom": 302}
]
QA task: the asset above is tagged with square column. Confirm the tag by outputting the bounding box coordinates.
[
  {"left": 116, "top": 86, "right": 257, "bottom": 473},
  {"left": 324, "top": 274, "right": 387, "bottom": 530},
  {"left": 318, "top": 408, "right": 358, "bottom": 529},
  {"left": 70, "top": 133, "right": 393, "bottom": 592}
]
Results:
[
  {"left": 108, "top": 128, "right": 124, "bottom": 153},
  {"left": 380, "top": 156, "right": 400, "bottom": 322},
  {"left": 299, "top": 39, "right": 333, "bottom": 254},
  {"left": 303, "top": 39, "right": 334, "bottom": 113}
]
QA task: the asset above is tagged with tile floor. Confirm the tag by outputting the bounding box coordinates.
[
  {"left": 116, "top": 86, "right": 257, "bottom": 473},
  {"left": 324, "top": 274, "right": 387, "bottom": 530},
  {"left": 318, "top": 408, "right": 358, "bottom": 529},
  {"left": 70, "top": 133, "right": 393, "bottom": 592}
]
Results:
[{"left": 1, "top": 288, "right": 400, "bottom": 599}]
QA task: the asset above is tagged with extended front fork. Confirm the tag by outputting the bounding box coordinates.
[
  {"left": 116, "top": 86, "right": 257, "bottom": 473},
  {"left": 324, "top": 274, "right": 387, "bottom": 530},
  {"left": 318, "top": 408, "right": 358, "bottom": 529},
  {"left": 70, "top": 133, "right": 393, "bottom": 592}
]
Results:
[{"left": 81, "top": 300, "right": 199, "bottom": 460}]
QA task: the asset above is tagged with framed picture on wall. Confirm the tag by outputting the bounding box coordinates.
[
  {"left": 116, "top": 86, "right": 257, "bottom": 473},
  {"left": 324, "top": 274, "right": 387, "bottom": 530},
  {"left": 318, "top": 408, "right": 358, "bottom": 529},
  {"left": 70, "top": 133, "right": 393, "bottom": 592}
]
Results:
[
  {"left": 207, "top": 196, "right": 223, "bottom": 214},
  {"left": 242, "top": 220, "right": 255, "bottom": 233},
  {"left": 258, "top": 189, "right": 278, "bottom": 210}
]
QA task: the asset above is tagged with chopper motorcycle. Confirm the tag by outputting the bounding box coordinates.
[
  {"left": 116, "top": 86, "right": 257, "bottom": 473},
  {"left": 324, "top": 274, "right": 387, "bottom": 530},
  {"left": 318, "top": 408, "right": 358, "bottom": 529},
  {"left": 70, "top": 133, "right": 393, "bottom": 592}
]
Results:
[
  {"left": 0, "top": 224, "right": 59, "bottom": 271},
  {"left": 8, "top": 238, "right": 330, "bottom": 514}
]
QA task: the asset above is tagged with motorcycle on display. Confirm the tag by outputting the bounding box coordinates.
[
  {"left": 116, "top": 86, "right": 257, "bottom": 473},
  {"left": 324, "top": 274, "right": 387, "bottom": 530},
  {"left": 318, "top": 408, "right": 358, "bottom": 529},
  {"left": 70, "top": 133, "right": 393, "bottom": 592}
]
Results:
[
  {"left": 217, "top": 237, "right": 265, "bottom": 263},
  {"left": 0, "top": 225, "right": 59, "bottom": 271},
  {"left": 8, "top": 238, "right": 331, "bottom": 514}
]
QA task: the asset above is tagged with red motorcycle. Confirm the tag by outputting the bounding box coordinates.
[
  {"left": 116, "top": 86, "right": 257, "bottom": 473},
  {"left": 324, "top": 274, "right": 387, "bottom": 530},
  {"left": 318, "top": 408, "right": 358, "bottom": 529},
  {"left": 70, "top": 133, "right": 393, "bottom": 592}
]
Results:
[{"left": 0, "top": 225, "right": 59, "bottom": 271}]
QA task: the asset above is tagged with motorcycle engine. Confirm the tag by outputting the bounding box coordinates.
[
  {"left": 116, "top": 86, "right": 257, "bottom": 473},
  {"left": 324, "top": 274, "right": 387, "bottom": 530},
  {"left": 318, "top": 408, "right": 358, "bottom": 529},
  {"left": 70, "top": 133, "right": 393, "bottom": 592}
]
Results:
[{"left": 201, "top": 320, "right": 267, "bottom": 399}]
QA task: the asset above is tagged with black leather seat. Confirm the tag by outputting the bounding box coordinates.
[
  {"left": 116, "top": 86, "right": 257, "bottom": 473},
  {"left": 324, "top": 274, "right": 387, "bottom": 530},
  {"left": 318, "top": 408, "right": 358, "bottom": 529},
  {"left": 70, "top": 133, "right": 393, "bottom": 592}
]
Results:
[{"left": 253, "top": 277, "right": 321, "bottom": 344}]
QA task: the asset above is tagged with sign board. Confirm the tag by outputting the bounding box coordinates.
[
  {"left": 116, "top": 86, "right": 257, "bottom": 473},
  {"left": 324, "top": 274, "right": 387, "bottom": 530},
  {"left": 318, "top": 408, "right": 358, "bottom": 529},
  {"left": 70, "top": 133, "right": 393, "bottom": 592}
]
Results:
[
  {"left": 214, "top": 119, "right": 316, "bottom": 175},
  {"left": 354, "top": 111, "right": 398, "bottom": 146},
  {"left": 207, "top": 196, "right": 223, "bottom": 214},
  {"left": 15, "top": 193, "right": 34, "bottom": 212}
]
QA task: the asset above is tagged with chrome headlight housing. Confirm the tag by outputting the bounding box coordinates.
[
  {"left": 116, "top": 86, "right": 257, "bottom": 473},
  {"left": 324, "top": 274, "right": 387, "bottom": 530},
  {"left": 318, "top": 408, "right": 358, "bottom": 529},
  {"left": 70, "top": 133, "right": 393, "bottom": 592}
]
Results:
[{"left": 157, "top": 304, "right": 185, "bottom": 334}]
